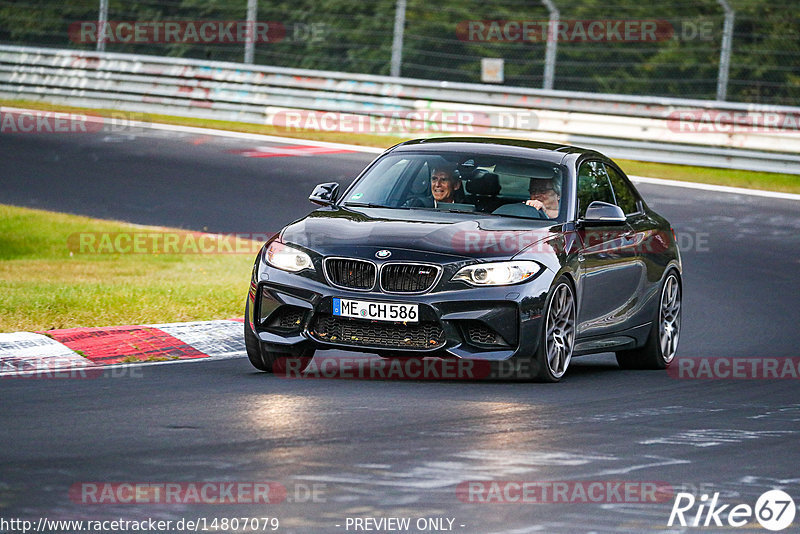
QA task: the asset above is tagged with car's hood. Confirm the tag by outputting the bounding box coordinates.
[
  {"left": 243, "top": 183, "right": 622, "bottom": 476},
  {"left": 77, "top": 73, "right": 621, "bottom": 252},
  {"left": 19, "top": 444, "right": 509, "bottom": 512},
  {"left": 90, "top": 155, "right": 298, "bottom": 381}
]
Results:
[{"left": 281, "top": 206, "right": 557, "bottom": 260}]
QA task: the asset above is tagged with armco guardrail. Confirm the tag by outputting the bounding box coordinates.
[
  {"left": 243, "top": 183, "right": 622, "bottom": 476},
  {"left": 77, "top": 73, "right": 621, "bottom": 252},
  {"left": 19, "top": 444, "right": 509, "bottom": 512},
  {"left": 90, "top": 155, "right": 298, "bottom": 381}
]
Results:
[{"left": 2, "top": 44, "right": 799, "bottom": 174}]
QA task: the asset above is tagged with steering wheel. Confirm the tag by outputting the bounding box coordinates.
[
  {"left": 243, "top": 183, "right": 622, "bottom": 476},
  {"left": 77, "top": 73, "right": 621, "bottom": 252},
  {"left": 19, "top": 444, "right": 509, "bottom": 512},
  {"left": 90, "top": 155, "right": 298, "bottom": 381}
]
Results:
[
  {"left": 403, "top": 195, "right": 432, "bottom": 208},
  {"left": 524, "top": 203, "right": 550, "bottom": 219},
  {"left": 491, "top": 202, "right": 551, "bottom": 219}
]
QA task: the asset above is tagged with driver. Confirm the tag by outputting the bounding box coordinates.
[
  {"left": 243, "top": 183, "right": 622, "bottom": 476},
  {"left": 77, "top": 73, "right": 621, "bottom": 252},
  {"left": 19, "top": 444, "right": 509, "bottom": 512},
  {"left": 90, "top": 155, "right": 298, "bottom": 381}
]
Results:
[
  {"left": 525, "top": 177, "right": 561, "bottom": 218},
  {"left": 430, "top": 165, "right": 463, "bottom": 206}
]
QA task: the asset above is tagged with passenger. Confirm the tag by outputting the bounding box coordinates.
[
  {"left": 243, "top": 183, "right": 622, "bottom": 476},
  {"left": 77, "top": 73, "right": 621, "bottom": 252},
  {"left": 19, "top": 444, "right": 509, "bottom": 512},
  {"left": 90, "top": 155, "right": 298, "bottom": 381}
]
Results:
[{"left": 525, "top": 177, "right": 561, "bottom": 218}]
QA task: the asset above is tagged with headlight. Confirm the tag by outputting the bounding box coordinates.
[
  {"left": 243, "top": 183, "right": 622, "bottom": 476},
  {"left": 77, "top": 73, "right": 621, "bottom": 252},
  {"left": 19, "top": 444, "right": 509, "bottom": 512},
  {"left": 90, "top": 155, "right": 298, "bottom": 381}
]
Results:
[
  {"left": 452, "top": 261, "right": 541, "bottom": 286},
  {"left": 265, "top": 241, "right": 314, "bottom": 272}
]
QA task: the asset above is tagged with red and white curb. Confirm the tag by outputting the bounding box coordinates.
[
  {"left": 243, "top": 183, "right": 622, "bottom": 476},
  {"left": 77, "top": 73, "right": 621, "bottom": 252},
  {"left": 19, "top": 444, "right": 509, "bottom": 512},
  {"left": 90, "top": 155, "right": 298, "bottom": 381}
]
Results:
[
  {"left": 228, "top": 144, "right": 357, "bottom": 158},
  {"left": 0, "top": 319, "right": 246, "bottom": 377}
]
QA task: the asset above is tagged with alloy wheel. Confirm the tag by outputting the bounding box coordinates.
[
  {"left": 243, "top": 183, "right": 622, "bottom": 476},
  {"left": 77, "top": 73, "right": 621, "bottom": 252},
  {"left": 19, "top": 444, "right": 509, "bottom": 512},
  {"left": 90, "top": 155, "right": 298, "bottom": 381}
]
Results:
[
  {"left": 545, "top": 282, "right": 576, "bottom": 379},
  {"left": 659, "top": 273, "right": 681, "bottom": 364}
]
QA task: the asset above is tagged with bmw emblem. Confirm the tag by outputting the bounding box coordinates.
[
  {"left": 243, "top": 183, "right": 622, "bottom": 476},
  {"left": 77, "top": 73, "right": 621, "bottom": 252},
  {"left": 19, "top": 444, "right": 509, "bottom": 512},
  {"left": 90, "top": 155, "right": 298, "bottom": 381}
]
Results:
[{"left": 376, "top": 249, "right": 392, "bottom": 259}]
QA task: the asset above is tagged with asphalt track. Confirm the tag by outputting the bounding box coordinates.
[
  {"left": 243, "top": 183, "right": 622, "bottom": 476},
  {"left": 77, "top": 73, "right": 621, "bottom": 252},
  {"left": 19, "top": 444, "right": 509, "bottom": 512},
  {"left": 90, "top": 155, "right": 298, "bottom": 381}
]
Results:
[{"left": 1, "top": 128, "right": 799, "bottom": 533}]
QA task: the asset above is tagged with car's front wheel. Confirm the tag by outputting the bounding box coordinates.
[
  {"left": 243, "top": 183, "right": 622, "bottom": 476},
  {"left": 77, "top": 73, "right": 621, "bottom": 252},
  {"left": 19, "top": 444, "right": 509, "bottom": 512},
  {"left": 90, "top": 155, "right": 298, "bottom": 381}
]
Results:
[
  {"left": 616, "top": 271, "right": 681, "bottom": 370},
  {"left": 534, "top": 277, "right": 577, "bottom": 382},
  {"left": 244, "top": 300, "right": 315, "bottom": 373},
  {"left": 508, "top": 278, "right": 577, "bottom": 382},
  {"left": 244, "top": 300, "right": 269, "bottom": 371}
]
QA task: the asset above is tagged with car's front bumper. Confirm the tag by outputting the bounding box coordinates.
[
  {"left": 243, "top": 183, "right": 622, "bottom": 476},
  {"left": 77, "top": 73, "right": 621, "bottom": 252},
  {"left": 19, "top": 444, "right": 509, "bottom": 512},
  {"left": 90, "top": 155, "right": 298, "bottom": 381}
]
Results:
[{"left": 247, "top": 261, "right": 553, "bottom": 362}]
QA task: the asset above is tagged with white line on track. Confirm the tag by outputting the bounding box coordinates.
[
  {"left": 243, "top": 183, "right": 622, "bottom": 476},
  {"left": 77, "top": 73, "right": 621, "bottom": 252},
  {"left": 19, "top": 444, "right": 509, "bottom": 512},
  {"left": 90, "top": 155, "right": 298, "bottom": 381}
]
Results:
[{"left": 629, "top": 175, "right": 800, "bottom": 201}]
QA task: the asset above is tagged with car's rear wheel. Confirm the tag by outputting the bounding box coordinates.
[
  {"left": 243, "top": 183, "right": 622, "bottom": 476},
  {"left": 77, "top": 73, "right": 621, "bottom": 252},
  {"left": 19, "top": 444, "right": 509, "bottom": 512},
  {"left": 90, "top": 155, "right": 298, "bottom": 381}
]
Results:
[
  {"left": 616, "top": 271, "right": 681, "bottom": 370},
  {"left": 244, "top": 299, "right": 315, "bottom": 373}
]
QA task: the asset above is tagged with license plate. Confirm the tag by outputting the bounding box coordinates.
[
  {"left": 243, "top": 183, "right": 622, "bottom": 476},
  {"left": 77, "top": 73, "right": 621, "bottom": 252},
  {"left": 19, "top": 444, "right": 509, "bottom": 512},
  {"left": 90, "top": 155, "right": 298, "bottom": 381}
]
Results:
[{"left": 332, "top": 298, "right": 418, "bottom": 323}]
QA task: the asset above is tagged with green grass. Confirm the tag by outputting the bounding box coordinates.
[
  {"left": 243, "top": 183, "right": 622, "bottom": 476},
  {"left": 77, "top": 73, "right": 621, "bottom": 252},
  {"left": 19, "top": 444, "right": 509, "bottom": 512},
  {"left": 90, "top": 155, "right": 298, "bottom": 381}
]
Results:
[
  {"left": 617, "top": 159, "right": 800, "bottom": 194},
  {"left": 0, "top": 204, "right": 257, "bottom": 333},
  {"left": 3, "top": 98, "right": 797, "bottom": 194}
]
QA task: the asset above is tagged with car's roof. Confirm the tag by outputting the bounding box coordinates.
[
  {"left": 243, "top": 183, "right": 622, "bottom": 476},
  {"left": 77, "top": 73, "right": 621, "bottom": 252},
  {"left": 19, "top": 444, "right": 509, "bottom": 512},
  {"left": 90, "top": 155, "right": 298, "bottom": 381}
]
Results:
[{"left": 389, "top": 137, "right": 606, "bottom": 165}]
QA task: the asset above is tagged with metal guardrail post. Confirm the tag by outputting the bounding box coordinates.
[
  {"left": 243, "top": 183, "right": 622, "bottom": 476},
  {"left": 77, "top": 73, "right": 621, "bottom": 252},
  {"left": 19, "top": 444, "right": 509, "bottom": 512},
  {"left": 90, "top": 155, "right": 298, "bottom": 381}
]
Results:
[
  {"left": 390, "top": 0, "right": 407, "bottom": 77},
  {"left": 244, "top": 0, "right": 258, "bottom": 64},
  {"left": 716, "top": 0, "right": 734, "bottom": 101},
  {"left": 97, "top": 0, "right": 108, "bottom": 52},
  {"left": 541, "top": 0, "right": 559, "bottom": 90}
]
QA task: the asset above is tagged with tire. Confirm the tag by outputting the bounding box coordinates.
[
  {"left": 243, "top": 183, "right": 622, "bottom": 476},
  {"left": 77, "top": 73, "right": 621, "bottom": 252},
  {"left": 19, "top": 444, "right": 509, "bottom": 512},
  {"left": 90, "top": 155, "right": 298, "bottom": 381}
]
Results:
[
  {"left": 505, "top": 277, "right": 576, "bottom": 382},
  {"left": 262, "top": 347, "right": 315, "bottom": 375},
  {"left": 534, "top": 277, "right": 577, "bottom": 382},
  {"left": 616, "top": 271, "right": 681, "bottom": 370},
  {"left": 244, "top": 299, "right": 268, "bottom": 371},
  {"left": 244, "top": 299, "right": 315, "bottom": 373}
]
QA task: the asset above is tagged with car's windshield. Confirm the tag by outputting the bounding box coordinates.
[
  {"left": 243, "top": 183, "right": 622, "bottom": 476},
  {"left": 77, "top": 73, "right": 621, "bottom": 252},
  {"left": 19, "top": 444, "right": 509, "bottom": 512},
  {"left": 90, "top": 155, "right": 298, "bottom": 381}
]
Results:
[{"left": 341, "top": 152, "right": 568, "bottom": 221}]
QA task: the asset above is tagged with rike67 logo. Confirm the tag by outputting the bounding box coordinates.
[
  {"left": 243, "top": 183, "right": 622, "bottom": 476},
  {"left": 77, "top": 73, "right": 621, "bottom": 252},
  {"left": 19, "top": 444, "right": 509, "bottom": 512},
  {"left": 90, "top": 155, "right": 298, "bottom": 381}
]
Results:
[{"left": 668, "top": 490, "right": 796, "bottom": 531}]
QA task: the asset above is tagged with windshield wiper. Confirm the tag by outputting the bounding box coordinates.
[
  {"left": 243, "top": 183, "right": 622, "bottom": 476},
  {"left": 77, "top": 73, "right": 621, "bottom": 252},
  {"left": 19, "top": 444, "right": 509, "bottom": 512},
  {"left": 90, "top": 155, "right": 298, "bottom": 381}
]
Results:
[
  {"left": 438, "top": 207, "right": 477, "bottom": 214},
  {"left": 343, "top": 202, "right": 408, "bottom": 209},
  {"left": 487, "top": 212, "right": 553, "bottom": 221}
]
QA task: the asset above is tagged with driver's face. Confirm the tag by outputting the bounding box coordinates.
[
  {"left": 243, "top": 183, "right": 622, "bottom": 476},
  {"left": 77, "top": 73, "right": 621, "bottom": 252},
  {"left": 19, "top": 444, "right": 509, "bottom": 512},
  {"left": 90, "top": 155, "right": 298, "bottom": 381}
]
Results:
[{"left": 431, "top": 171, "right": 460, "bottom": 202}]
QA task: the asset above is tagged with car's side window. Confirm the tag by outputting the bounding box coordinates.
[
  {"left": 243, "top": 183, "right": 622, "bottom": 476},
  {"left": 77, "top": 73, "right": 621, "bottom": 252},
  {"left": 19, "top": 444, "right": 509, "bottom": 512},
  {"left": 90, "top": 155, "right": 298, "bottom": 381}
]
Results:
[
  {"left": 604, "top": 164, "right": 640, "bottom": 215},
  {"left": 576, "top": 160, "right": 615, "bottom": 219}
]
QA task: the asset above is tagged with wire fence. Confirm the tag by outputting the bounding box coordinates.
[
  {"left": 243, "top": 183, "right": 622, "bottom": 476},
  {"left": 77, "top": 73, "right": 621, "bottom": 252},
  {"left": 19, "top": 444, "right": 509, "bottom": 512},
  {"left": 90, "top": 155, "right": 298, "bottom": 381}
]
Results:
[{"left": 0, "top": 0, "right": 797, "bottom": 105}]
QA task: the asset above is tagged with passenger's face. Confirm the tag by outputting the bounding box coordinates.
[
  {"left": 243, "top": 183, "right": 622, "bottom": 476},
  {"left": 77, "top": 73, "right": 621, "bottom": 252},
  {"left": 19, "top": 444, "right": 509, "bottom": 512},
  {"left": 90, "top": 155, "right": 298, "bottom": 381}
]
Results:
[
  {"left": 431, "top": 171, "right": 460, "bottom": 202},
  {"left": 529, "top": 183, "right": 560, "bottom": 211}
]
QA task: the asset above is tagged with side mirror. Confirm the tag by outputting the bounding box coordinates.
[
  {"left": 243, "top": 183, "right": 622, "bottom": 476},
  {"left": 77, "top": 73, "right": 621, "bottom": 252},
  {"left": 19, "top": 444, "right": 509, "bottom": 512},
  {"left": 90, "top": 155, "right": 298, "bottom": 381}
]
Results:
[
  {"left": 309, "top": 182, "right": 339, "bottom": 206},
  {"left": 582, "top": 201, "right": 626, "bottom": 225}
]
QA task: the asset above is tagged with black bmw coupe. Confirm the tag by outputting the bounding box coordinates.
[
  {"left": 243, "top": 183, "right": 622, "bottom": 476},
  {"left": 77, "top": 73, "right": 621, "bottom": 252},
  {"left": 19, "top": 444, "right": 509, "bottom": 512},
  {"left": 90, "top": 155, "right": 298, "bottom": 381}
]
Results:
[{"left": 245, "top": 137, "right": 682, "bottom": 381}]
